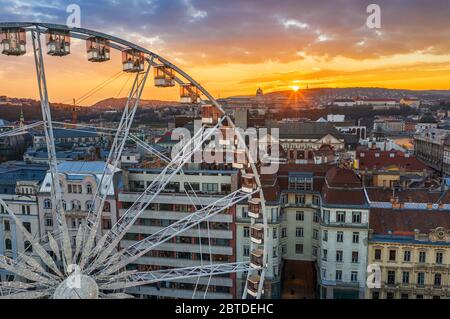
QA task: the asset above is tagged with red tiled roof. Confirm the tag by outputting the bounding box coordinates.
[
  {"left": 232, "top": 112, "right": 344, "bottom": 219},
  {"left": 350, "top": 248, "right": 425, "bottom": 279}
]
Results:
[
  {"left": 370, "top": 208, "right": 450, "bottom": 235},
  {"left": 357, "top": 150, "right": 428, "bottom": 171},
  {"left": 321, "top": 183, "right": 367, "bottom": 206},
  {"left": 366, "top": 188, "right": 448, "bottom": 204},
  {"left": 326, "top": 167, "right": 362, "bottom": 188}
]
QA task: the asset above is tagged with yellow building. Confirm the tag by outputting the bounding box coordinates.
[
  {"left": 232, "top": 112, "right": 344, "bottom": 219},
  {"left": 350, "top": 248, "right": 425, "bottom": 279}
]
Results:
[{"left": 367, "top": 208, "right": 450, "bottom": 299}]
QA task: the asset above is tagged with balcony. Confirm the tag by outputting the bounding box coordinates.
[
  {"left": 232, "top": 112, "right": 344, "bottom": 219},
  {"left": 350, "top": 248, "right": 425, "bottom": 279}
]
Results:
[
  {"left": 250, "top": 224, "right": 264, "bottom": 244},
  {"left": 250, "top": 249, "right": 263, "bottom": 269},
  {"left": 242, "top": 173, "right": 256, "bottom": 193},
  {"left": 248, "top": 198, "right": 261, "bottom": 219},
  {"left": 247, "top": 274, "right": 261, "bottom": 297}
]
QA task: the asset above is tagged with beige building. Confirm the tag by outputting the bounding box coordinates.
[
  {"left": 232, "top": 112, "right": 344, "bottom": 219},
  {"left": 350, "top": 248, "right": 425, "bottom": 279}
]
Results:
[{"left": 367, "top": 207, "right": 450, "bottom": 299}]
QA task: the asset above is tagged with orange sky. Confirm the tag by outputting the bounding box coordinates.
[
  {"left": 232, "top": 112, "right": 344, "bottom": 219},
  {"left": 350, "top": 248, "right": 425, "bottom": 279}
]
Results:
[{"left": 1, "top": 1, "right": 450, "bottom": 104}]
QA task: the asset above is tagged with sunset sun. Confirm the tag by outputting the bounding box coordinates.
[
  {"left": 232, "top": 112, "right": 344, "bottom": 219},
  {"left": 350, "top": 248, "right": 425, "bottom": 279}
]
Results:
[{"left": 291, "top": 85, "right": 300, "bottom": 92}]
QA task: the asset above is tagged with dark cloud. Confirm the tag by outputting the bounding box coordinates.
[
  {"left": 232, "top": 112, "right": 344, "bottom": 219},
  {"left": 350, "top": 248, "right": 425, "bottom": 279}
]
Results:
[{"left": 1, "top": 0, "right": 450, "bottom": 65}]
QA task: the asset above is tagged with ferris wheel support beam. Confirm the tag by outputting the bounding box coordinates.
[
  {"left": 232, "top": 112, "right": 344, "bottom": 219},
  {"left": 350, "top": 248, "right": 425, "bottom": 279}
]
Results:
[
  {"left": 100, "top": 262, "right": 257, "bottom": 290},
  {"left": 31, "top": 28, "right": 73, "bottom": 268},
  {"left": 80, "top": 62, "right": 153, "bottom": 270},
  {"left": 87, "top": 119, "right": 224, "bottom": 270},
  {"left": 97, "top": 188, "right": 257, "bottom": 276}
]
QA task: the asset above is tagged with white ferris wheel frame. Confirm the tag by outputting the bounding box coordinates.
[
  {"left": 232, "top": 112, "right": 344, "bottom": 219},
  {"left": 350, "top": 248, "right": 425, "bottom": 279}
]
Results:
[{"left": 0, "top": 22, "right": 269, "bottom": 300}]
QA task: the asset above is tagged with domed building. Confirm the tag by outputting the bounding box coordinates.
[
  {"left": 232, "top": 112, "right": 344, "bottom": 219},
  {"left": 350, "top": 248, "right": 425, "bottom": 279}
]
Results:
[{"left": 416, "top": 112, "right": 438, "bottom": 132}]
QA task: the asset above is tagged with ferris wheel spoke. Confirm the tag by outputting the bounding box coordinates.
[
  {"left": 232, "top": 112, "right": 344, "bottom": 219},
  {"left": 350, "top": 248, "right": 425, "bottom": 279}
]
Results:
[
  {"left": 99, "top": 262, "right": 254, "bottom": 290},
  {"left": 80, "top": 62, "right": 152, "bottom": 270},
  {"left": 0, "top": 199, "right": 64, "bottom": 278},
  {"left": 97, "top": 188, "right": 256, "bottom": 276},
  {"left": 0, "top": 121, "right": 44, "bottom": 139}
]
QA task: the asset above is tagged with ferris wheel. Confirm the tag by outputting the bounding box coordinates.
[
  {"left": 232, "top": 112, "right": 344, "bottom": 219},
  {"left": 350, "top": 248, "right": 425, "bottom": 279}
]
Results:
[{"left": 0, "top": 22, "right": 268, "bottom": 299}]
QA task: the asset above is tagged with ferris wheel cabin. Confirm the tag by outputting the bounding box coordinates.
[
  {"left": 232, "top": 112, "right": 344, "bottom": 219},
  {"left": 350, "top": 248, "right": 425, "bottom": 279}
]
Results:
[
  {"left": 154, "top": 65, "right": 175, "bottom": 87},
  {"left": 180, "top": 84, "right": 200, "bottom": 104},
  {"left": 250, "top": 249, "right": 263, "bottom": 269},
  {"left": 46, "top": 30, "right": 70, "bottom": 56},
  {"left": 122, "top": 49, "right": 145, "bottom": 73},
  {"left": 86, "top": 36, "right": 111, "bottom": 62},
  {"left": 1, "top": 28, "right": 26, "bottom": 56}
]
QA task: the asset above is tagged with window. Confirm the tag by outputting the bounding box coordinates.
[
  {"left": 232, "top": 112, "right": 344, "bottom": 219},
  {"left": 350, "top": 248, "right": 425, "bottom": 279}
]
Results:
[
  {"left": 419, "top": 251, "right": 426, "bottom": 263},
  {"left": 273, "top": 228, "right": 277, "bottom": 239},
  {"left": 282, "top": 245, "right": 287, "bottom": 255},
  {"left": 337, "top": 231, "right": 344, "bottom": 243},
  {"left": 322, "top": 249, "right": 328, "bottom": 261},
  {"left": 296, "top": 211, "right": 304, "bottom": 221},
  {"left": 4, "top": 220, "right": 10, "bottom": 231},
  {"left": 386, "top": 292, "right": 394, "bottom": 299},
  {"left": 103, "top": 201, "right": 111, "bottom": 213},
  {"left": 45, "top": 216, "right": 53, "bottom": 227},
  {"left": 295, "top": 195, "right": 305, "bottom": 205},
  {"left": 402, "top": 272, "right": 409, "bottom": 284},
  {"left": 389, "top": 250, "right": 396, "bottom": 261},
  {"left": 352, "top": 232, "right": 359, "bottom": 244},
  {"left": 202, "top": 183, "right": 219, "bottom": 193},
  {"left": 273, "top": 246, "right": 278, "bottom": 258},
  {"left": 372, "top": 291, "right": 380, "bottom": 299},
  {"left": 417, "top": 272, "right": 425, "bottom": 286},
  {"left": 281, "top": 228, "right": 287, "bottom": 238},
  {"left": 387, "top": 271, "right": 396, "bottom": 285},
  {"left": 434, "top": 273, "right": 442, "bottom": 286},
  {"left": 374, "top": 249, "right": 381, "bottom": 260},
  {"left": 71, "top": 200, "right": 81, "bottom": 211},
  {"left": 296, "top": 228, "right": 304, "bottom": 238},
  {"left": 336, "top": 211, "right": 346, "bottom": 223},
  {"left": 44, "top": 199, "right": 52, "bottom": 209},
  {"left": 351, "top": 271, "right": 358, "bottom": 283},
  {"left": 323, "top": 230, "right": 328, "bottom": 242},
  {"left": 436, "top": 252, "right": 443, "bottom": 264},
  {"left": 86, "top": 184, "right": 92, "bottom": 194},
  {"left": 352, "top": 211, "right": 361, "bottom": 224},
  {"left": 24, "top": 241, "right": 32, "bottom": 253},
  {"left": 336, "top": 250, "right": 343, "bottom": 262},
  {"left": 313, "top": 229, "right": 319, "bottom": 240},
  {"left": 23, "top": 222, "right": 31, "bottom": 233},
  {"left": 313, "top": 211, "right": 320, "bottom": 223},
  {"left": 243, "top": 245, "right": 250, "bottom": 257},
  {"left": 336, "top": 270, "right": 342, "bottom": 281},
  {"left": 295, "top": 244, "right": 304, "bottom": 254},
  {"left": 243, "top": 227, "right": 250, "bottom": 238},
  {"left": 86, "top": 201, "right": 94, "bottom": 211},
  {"left": 4, "top": 238, "right": 12, "bottom": 250},
  {"left": 313, "top": 246, "right": 318, "bottom": 257},
  {"left": 401, "top": 294, "right": 409, "bottom": 300},
  {"left": 323, "top": 210, "right": 330, "bottom": 223},
  {"left": 404, "top": 250, "right": 411, "bottom": 262},
  {"left": 352, "top": 251, "right": 359, "bottom": 263},
  {"left": 185, "top": 182, "right": 200, "bottom": 192},
  {"left": 416, "top": 295, "right": 424, "bottom": 299}
]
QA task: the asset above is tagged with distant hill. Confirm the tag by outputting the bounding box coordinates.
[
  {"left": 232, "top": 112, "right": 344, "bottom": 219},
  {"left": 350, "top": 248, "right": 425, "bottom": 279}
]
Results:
[
  {"left": 92, "top": 97, "right": 181, "bottom": 109},
  {"left": 227, "top": 87, "right": 450, "bottom": 101}
]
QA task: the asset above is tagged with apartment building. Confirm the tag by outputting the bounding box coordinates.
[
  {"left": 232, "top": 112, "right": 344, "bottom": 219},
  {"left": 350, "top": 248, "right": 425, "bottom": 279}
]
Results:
[
  {"left": 235, "top": 164, "right": 369, "bottom": 299},
  {"left": 118, "top": 166, "right": 240, "bottom": 299},
  {"left": 367, "top": 208, "right": 450, "bottom": 299},
  {"left": 414, "top": 128, "right": 449, "bottom": 173},
  {"left": 0, "top": 162, "right": 47, "bottom": 281},
  {"left": 37, "top": 161, "right": 121, "bottom": 242}
]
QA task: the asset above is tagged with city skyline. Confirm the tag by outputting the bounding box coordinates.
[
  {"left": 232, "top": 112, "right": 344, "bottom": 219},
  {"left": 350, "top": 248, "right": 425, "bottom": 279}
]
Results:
[{"left": 0, "top": 0, "right": 450, "bottom": 104}]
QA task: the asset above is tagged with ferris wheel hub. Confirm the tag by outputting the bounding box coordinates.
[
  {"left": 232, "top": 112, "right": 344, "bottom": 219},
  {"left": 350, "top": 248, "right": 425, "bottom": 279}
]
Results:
[{"left": 53, "top": 274, "right": 99, "bottom": 299}]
